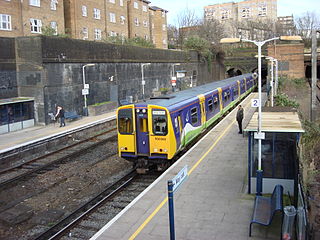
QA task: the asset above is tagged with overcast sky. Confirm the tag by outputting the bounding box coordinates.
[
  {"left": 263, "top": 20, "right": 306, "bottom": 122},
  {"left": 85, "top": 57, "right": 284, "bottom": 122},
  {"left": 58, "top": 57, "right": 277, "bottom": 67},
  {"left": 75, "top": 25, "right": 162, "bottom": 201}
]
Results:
[{"left": 149, "top": 0, "right": 320, "bottom": 25}]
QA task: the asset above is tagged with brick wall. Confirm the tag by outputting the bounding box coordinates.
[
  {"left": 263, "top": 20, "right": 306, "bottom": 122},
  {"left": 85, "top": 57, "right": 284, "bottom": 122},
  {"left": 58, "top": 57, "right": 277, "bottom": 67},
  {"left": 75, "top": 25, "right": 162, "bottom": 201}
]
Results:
[{"left": 268, "top": 43, "right": 305, "bottom": 79}]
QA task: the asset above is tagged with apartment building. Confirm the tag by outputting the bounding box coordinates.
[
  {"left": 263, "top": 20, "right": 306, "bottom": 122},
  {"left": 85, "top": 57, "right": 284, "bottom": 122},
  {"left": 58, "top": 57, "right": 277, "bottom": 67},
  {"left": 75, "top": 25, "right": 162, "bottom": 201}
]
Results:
[
  {"left": 204, "top": 0, "right": 277, "bottom": 23},
  {"left": 149, "top": 6, "right": 168, "bottom": 49},
  {"left": 106, "top": 0, "right": 129, "bottom": 38},
  {"left": 127, "top": 0, "right": 150, "bottom": 40},
  {"left": 0, "top": 0, "right": 65, "bottom": 38},
  {"left": 0, "top": 0, "right": 168, "bottom": 49},
  {"left": 64, "top": 0, "right": 106, "bottom": 41}
]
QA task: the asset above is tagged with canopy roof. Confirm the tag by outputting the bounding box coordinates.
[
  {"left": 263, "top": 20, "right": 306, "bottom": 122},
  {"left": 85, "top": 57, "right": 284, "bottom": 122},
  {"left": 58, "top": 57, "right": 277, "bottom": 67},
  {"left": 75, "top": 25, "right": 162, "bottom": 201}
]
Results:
[{"left": 244, "top": 108, "right": 304, "bottom": 133}]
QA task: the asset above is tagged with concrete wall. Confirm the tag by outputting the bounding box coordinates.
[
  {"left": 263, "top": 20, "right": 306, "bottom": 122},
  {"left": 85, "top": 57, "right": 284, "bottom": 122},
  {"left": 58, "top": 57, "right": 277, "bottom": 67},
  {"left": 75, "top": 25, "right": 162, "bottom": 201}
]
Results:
[
  {"left": 9, "top": 36, "right": 225, "bottom": 124},
  {"left": 0, "top": 37, "right": 17, "bottom": 98}
]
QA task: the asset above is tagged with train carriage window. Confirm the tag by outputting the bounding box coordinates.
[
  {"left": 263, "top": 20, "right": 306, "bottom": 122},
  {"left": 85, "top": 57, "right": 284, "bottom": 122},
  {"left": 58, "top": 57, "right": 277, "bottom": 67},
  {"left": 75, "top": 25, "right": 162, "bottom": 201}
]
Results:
[
  {"left": 191, "top": 107, "right": 198, "bottom": 124},
  {"left": 118, "top": 108, "right": 133, "bottom": 134},
  {"left": 208, "top": 99, "right": 213, "bottom": 112},
  {"left": 152, "top": 110, "right": 167, "bottom": 135}
]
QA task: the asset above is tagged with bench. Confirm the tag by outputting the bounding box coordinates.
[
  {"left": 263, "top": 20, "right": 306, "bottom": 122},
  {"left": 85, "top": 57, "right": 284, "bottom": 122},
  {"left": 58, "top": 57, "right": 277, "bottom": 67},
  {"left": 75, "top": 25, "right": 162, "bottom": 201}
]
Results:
[
  {"left": 64, "top": 111, "right": 81, "bottom": 121},
  {"left": 249, "top": 184, "right": 283, "bottom": 237}
]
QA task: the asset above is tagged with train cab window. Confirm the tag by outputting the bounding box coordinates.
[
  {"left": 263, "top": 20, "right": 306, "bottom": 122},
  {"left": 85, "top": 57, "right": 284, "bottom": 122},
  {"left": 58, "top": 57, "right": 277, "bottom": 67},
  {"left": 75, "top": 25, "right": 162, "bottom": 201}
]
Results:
[
  {"left": 152, "top": 110, "right": 167, "bottom": 135},
  {"left": 118, "top": 108, "right": 133, "bottom": 134},
  {"left": 208, "top": 99, "right": 213, "bottom": 112},
  {"left": 191, "top": 107, "right": 198, "bottom": 124}
]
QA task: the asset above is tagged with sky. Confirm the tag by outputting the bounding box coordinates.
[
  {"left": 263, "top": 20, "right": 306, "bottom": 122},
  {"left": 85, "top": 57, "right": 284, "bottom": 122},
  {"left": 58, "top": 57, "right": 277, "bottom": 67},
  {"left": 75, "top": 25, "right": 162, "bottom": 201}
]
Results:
[{"left": 149, "top": 0, "right": 320, "bottom": 25}]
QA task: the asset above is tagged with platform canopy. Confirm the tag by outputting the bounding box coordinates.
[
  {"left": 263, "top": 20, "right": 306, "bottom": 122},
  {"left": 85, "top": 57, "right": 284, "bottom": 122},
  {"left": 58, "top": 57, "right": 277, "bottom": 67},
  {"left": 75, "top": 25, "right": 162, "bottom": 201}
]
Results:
[{"left": 244, "top": 109, "right": 304, "bottom": 133}]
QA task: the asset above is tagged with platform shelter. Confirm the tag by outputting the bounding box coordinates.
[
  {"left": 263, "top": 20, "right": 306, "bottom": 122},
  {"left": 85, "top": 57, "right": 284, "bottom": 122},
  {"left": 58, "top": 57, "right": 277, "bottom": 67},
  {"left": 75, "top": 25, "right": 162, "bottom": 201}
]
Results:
[{"left": 244, "top": 107, "right": 304, "bottom": 198}]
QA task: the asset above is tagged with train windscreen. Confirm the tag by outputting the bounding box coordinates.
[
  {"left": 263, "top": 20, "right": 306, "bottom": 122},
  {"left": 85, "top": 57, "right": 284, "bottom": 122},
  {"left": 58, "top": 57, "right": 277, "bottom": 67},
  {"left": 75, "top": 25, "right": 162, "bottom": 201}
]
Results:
[
  {"left": 118, "top": 108, "right": 133, "bottom": 134},
  {"left": 152, "top": 110, "right": 167, "bottom": 135}
]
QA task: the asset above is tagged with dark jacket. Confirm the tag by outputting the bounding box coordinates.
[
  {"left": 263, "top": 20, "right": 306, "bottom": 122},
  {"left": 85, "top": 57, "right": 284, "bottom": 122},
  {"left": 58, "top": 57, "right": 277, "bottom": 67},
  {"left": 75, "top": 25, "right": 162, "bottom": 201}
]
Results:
[{"left": 236, "top": 108, "right": 244, "bottom": 122}]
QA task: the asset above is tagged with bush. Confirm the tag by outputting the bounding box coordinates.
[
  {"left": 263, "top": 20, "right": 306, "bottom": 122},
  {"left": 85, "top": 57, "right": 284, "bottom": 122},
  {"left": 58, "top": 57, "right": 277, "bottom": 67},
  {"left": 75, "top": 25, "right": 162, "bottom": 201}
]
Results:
[
  {"left": 274, "top": 93, "right": 299, "bottom": 108},
  {"left": 104, "top": 36, "right": 155, "bottom": 48}
]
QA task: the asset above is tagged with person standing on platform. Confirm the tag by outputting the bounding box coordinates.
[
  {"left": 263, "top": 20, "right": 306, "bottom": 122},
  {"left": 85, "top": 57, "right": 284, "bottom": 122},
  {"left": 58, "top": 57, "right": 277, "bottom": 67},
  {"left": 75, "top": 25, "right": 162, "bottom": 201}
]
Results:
[
  {"left": 55, "top": 105, "right": 66, "bottom": 127},
  {"left": 236, "top": 105, "right": 244, "bottom": 134}
]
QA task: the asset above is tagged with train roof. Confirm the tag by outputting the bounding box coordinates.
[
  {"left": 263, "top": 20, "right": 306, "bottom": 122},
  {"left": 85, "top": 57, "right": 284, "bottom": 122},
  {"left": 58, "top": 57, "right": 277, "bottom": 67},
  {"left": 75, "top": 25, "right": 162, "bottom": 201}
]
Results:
[{"left": 143, "top": 73, "right": 254, "bottom": 108}]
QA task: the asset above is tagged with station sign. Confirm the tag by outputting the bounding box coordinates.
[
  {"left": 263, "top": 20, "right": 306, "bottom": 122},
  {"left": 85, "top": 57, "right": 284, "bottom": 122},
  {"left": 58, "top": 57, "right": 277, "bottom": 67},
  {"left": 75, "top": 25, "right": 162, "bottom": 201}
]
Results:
[
  {"left": 84, "top": 84, "right": 90, "bottom": 89},
  {"left": 251, "top": 99, "right": 260, "bottom": 108},
  {"left": 171, "top": 165, "right": 188, "bottom": 192},
  {"left": 177, "top": 72, "right": 185, "bottom": 78},
  {"left": 82, "top": 88, "right": 89, "bottom": 95},
  {"left": 171, "top": 77, "right": 177, "bottom": 86}
]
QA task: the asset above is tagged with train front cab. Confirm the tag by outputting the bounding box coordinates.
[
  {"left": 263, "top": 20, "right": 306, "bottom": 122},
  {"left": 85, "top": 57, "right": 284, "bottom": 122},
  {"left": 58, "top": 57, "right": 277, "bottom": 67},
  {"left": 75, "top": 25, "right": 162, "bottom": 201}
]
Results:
[{"left": 117, "top": 104, "right": 176, "bottom": 168}]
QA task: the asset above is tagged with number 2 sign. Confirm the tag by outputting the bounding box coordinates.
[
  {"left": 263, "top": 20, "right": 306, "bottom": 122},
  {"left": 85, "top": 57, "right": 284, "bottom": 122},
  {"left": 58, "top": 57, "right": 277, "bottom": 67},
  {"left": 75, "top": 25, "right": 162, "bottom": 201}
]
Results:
[{"left": 251, "top": 99, "right": 260, "bottom": 107}]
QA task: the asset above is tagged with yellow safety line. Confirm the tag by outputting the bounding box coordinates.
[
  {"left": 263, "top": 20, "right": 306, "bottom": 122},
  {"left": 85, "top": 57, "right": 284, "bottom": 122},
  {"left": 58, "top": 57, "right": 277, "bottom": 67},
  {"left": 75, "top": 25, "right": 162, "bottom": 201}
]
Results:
[
  {"left": 129, "top": 99, "right": 252, "bottom": 239},
  {"left": 128, "top": 197, "right": 168, "bottom": 240}
]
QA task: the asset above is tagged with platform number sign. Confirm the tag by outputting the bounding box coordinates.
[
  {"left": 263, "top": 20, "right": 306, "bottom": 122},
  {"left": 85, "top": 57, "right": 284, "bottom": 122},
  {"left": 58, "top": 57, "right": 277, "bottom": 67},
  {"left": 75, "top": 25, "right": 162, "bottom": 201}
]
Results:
[{"left": 251, "top": 99, "right": 260, "bottom": 108}]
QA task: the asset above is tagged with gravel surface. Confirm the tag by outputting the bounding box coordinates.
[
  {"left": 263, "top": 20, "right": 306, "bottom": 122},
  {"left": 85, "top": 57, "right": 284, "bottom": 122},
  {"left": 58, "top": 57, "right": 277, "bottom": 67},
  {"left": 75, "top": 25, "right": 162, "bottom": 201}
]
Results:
[{"left": 0, "top": 136, "right": 133, "bottom": 240}]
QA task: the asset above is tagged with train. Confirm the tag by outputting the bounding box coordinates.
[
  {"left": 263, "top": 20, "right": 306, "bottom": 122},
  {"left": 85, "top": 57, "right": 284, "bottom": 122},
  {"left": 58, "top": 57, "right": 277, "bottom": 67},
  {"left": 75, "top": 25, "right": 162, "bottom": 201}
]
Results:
[{"left": 117, "top": 73, "right": 257, "bottom": 171}]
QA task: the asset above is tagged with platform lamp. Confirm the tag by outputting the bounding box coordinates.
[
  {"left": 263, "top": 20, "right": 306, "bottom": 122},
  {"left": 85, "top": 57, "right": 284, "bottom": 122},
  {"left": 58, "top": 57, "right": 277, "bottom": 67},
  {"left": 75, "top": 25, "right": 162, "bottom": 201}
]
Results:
[
  {"left": 220, "top": 35, "right": 302, "bottom": 195},
  {"left": 82, "top": 64, "right": 95, "bottom": 116},
  {"left": 141, "top": 63, "right": 151, "bottom": 101}
]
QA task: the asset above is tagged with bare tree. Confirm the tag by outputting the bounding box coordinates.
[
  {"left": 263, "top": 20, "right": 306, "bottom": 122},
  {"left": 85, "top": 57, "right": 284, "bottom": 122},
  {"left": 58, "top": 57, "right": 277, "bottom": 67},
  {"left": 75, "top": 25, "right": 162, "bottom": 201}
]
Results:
[
  {"left": 195, "top": 19, "right": 226, "bottom": 45},
  {"left": 295, "top": 11, "right": 320, "bottom": 39}
]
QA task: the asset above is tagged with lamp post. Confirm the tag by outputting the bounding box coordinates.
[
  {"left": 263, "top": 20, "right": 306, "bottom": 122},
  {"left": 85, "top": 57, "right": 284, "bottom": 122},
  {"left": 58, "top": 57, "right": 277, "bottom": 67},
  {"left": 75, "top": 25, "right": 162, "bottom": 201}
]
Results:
[
  {"left": 82, "top": 63, "right": 95, "bottom": 116},
  {"left": 141, "top": 63, "right": 151, "bottom": 101},
  {"left": 266, "top": 56, "right": 278, "bottom": 107},
  {"left": 171, "top": 63, "right": 180, "bottom": 91},
  {"left": 220, "top": 35, "right": 302, "bottom": 195}
]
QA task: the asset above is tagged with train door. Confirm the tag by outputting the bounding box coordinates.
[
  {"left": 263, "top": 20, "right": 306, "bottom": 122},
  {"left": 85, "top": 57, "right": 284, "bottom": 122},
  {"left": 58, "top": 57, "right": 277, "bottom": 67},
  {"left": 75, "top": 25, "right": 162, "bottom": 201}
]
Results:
[
  {"left": 198, "top": 94, "right": 206, "bottom": 127},
  {"left": 135, "top": 108, "right": 149, "bottom": 156}
]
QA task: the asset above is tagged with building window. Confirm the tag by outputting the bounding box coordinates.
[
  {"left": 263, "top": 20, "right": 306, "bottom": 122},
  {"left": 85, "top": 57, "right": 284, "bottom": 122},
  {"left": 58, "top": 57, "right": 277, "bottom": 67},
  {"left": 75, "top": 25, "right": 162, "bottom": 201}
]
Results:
[
  {"left": 109, "top": 31, "right": 117, "bottom": 37},
  {"left": 143, "top": 20, "right": 148, "bottom": 27},
  {"left": 50, "top": 0, "right": 57, "bottom": 10},
  {"left": 152, "top": 23, "right": 154, "bottom": 29},
  {"left": 82, "top": 6, "right": 87, "bottom": 17},
  {"left": 144, "top": 35, "right": 148, "bottom": 40},
  {"left": 120, "top": 16, "right": 126, "bottom": 25},
  {"left": 151, "top": 11, "right": 154, "bottom": 16},
  {"left": 258, "top": 6, "right": 267, "bottom": 16},
  {"left": 0, "top": 14, "right": 11, "bottom": 31},
  {"left": 94, "top": 29, "right": 102, "bottom": 40},
  {"left": 109, "top": 0, "right": 115, "bottom": 3},
  {"left": 162, "top": 39, "right": 167, "bottom": 44},
  {"left": 109, "top": 13, "right": 116, "bottom": 23},
  {"left": 241, "top": 7, "right": 250, "bottom": 18},
  {"left": 221, "top": 9, "right": 230, "bottom": 20},
  {"left": 94, "top": 8, "right": 101, "bottom": 19},
  {"left": 162, "top": 24, "right": 166, "bottom": 31},
  {"left": 50, "top": 21, "right": 57, "bottom": 35},
  {"left": 142, "top": 5, "right": 147, "bottom": 12},
  {"left": 134, "top": 18, "right": 139, "bottom": 26},
  {"left": 30, "top": 18, "right": 42, "bottom": 33},
  {"left": 82, "top": 27, "right": 88, "bottom": 39},
  {"left": 161, "top": 11, "right": 165, "bottom": 17},
  {"left": 29, "top": 0, "right": 40, "bottom": 7},
  {"left": 119, "top": 0, "right": 123, "bottom": 6},
  {"left": 133, "top": 1, "right": 138, "bottom": 9}
]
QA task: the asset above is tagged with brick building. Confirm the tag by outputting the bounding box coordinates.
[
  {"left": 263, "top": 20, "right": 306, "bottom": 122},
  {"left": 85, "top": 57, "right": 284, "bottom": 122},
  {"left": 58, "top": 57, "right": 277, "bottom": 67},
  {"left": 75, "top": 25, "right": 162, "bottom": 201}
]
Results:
[
  {"left": 0, "top": 0, "right": 168, "bottom": 49},
  {"left": 149, "top": 6, "right": 168, "bottom": 49},
  {"left": 0, "top": 0, "right": 65, "bottom": 37},
  {"left": 204, "top": 0, "right": 277, "bottom": 22},
  {"left": 268, "top": 43, "right": 305, "bottom": 79}
]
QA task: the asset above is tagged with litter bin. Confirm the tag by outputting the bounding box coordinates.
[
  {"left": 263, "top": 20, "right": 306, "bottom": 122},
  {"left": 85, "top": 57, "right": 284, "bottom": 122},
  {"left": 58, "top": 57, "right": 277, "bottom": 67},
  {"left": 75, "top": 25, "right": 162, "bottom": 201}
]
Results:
[{"left": 282, "top": 206, "right": 296, "bottom": 240}]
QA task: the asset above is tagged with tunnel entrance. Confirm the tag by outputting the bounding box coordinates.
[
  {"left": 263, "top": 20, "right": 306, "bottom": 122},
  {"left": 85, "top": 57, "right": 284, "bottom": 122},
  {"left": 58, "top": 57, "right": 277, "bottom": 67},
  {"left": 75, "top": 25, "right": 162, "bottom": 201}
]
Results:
[{"left": 226, "top": 68, "right": 243, "bottom": 77}]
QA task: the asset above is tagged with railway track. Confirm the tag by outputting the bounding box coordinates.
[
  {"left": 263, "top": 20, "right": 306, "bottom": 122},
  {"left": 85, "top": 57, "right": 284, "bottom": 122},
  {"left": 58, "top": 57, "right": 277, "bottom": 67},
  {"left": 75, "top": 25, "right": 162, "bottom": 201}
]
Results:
[
  {"left": 33, "top": 170, "right": 161, "bottom": 240},
  {"left": 0, "top": 128, "right": 117, "bottom": 191}
]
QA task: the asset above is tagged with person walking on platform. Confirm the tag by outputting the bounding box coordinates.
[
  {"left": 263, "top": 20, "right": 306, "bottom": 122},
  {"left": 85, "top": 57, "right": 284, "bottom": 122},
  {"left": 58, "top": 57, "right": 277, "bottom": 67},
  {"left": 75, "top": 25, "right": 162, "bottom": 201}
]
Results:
[
  {"left": 55, "top": 105, "right": 66, "bottom": 127},
  {"left": 236, "top": 105, "right": 244, "bottom": 134}
]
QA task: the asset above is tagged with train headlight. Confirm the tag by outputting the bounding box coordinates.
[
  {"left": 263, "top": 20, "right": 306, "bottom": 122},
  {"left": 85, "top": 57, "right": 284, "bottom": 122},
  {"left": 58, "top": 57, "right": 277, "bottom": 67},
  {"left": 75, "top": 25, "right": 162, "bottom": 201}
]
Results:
[
  {"left": 154, "top": 148, "right": 158, "bottom": 152},
  {"left": 142, "top": 109, "right": 146, "bottom": 113},
  {"left": 163, "top": 149, "right": 168, "bottom": 152},
  {"left": 120, "top": 147, "right": 125, "bottom": 150},
  {"left": 136, "top": 109, "right": 140, "bottom": 113}
]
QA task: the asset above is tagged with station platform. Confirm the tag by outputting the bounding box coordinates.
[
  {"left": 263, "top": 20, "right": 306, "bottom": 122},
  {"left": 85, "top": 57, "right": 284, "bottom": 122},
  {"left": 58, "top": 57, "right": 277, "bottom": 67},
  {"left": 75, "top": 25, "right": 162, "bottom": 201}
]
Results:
[
  {"left": 0, "top": 111, "right": 116, "bottom": 152},
  {"left": 91, "top": 92, "right": 281, "bottom": 240}
]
